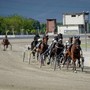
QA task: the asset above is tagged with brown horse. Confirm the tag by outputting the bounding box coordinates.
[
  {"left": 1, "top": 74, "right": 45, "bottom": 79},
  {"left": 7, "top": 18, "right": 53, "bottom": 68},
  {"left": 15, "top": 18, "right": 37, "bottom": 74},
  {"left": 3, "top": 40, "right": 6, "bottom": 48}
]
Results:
[
  {"left": 64, "top": 39, "right": 81, "bottom": 72},
  {"left": 70, "top": 43, "right": 81, "bottom": 72},
  {"left": 37, "top": 35, "right": 48, "bottom": 67},
  {"left": 1, "top": 35, "right": 12, "bottom": 51}
]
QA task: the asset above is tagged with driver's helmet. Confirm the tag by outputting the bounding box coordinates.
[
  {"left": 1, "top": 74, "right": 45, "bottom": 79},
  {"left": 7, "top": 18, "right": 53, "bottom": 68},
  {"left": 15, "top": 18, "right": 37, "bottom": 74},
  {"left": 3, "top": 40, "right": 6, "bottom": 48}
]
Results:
[
  {"left": 53, "top": 40, "right": 57, "bottom": 43},
  {"left": 77, "top": 36, "right": 80, "bottom": 39},
  {"left": 74, "top": 35, "right": 78, "bottom": 39},
  {"left": 54, "top": 36, "right": 58, "bottom": 41},
  {"left": 38, "top": 38, "right": 42, "bottom": 42},
  {"left": 65, "top": 41, "right": 69, "bottom": 45}
]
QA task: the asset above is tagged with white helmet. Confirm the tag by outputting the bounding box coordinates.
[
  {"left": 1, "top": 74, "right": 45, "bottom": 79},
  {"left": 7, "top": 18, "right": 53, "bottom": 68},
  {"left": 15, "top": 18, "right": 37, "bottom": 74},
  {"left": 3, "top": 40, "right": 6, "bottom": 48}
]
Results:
[
  {"left": 53, "top": 40, "right": 57, "bottom": 43},
  {"left": 52, "top": 38, "right": 55, "bottom": 41},
  {"left": 66, "top": 41, "right": 69, "bottom": 45},
  {"left": 66, "top": 41, "right": 68, "bottom": 43},
  {"left": 58, "top": 39, "right": 62, "bottom": 42},
  {"left": 38, "top": 38, "right": 42, "bottom": 42}
]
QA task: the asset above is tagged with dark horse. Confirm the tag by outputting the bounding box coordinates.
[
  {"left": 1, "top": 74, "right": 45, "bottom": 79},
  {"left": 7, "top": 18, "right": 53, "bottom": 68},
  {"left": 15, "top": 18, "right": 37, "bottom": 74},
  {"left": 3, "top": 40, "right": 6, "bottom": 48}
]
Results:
[
  {"left": 1, "top": 35, "right": 12, "bottom": 51},
  {"left": 31, "top": 38, "right": 38, "bottom": 59}
]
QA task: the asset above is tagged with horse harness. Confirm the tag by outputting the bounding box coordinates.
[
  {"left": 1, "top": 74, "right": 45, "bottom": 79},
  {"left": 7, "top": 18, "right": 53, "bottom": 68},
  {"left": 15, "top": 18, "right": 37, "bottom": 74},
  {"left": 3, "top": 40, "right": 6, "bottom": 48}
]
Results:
[{"left": 38, "top": 42, "right": 48, "bottom": 54}]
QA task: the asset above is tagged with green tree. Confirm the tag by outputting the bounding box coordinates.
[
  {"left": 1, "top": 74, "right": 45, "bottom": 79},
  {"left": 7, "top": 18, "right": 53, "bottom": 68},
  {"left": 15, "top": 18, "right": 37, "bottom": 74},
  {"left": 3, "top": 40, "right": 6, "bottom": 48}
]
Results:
[
  {"left": 40, "top": 23, "right": 46, "bottom": 34},
  {"left": 0, "top": 14, "right": 41, "bottom": 35}
]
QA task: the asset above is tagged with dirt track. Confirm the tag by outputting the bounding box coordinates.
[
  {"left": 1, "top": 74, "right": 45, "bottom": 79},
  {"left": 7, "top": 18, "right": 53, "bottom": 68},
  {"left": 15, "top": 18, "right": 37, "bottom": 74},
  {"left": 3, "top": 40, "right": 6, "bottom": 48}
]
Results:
[{"left": 0, "top": 39, "right": 90, "bottom": 90}]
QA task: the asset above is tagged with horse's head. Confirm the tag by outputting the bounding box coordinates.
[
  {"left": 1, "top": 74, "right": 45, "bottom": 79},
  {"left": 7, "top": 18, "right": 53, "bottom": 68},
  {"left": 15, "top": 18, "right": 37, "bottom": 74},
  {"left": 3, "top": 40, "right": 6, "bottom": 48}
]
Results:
[
  {"left": 73, "top": 38, "right": 80, "bottom": 50},
  {"left": 75, "top": 44, "right": 80, "bottom": 50},
  {"left": 43, "top": 36, "right": 48, "bottom": 44}
]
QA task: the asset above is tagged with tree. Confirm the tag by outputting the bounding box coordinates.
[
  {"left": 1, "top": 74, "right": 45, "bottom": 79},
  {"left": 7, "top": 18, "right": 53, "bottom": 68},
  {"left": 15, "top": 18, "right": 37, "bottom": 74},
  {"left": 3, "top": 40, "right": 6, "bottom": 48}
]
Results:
[
  {"left": 40, "top": 23, "right": 46, "bottom": 34},
  {"left": 0, "top": 14, "right": 44, "bottom": 35}
]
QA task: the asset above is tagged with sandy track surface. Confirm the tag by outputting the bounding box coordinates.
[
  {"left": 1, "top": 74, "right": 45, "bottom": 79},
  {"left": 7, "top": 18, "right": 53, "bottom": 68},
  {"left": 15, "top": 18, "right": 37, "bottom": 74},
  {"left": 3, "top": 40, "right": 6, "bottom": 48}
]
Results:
[{"left": 0, "top": 39, "right": 90, "bottom": 90}]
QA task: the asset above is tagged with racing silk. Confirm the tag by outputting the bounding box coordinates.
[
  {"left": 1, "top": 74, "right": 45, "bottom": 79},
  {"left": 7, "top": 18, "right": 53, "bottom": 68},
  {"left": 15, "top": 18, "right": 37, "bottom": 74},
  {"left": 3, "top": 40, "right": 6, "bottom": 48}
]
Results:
[
  {"left": 31, "top": 40, "right": 38, "bottom": 50},
  {"left": 55, "top": 42, "right": 64, "bottom": 55},
  {"left": 58, "top": 33, "right": 63, "bottom": 40},
  {"left": 34, "top": 34, "right": 40, "bottom": 41},
  {"left": 66, "top": 38, "right": 73, "bottom": 52},
  {"left": 36, "top": 42, "right": 41, "bottom": 48},
  {"left": 39, "top": 42, "right": 48, "bottom": 54},
  {"left": 50, "top": 42, "right": 57, "bottom": 52},
  {"left": 65, "top": 41, "right": 70, "bottom": 51}
]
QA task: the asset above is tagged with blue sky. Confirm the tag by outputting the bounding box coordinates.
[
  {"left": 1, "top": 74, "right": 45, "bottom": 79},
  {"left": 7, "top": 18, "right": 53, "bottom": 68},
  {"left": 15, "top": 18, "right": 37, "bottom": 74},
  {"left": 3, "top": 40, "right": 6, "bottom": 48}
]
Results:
[{"left": 0, "top": 0, "right": 90, "bottom": 22}]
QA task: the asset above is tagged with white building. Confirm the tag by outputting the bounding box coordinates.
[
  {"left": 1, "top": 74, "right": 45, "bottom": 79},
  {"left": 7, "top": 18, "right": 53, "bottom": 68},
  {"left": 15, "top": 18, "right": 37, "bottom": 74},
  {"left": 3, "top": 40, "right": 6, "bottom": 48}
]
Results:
[
  {"left": 58, "top": 12, "right": 89, "bottom": 35},
  {"left": 58, "top": 25, "right": 79, "bottom": 35}
]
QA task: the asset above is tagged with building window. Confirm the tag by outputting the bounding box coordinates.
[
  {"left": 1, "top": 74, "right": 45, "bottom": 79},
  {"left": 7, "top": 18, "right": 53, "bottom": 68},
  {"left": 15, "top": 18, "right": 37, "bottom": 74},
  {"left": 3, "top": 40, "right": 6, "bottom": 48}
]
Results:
[{"left": 71, "top": 15, "right": 76, "bottom": 17}]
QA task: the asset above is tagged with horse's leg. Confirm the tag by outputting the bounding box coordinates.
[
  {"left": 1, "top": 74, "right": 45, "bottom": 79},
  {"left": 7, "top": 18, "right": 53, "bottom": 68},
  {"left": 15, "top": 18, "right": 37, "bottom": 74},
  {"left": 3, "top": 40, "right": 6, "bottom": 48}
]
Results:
[
  {"left": 60, "top": 55, "right": 64, "bottom": 63},
  {"left": 6, "top": 45, "right": 8, "bottom": 48},
  {"left": 29, "top": 51, "right": 32, "bottom": 64},
  {"left": 71, "top": 54, "right": 76, "bottom": 72},
  {"left": 3, "top": 45, "right": 6, "bottom": 51},
  {"left": 78, "top": 58, "right": 81, "bottom": 67},
  {"left": 72, "top": 60, "right": 77, "bottom": 73},
  {"left": 58, "top": 57, "right": 61, "bottom": 70},
  {"left": 33, "top": 51, "right": 35, "bottom": 59},
  {"left": 64, "top": 52, "right": 68, "bottom": 63},
  {"left": 47, "top": 54, "right": 51, "bottom": 65},
  {"left": 32, "top": 51, "right": 35, "bottom": 59},
  {"left": 44, "top": 55, "right": 47, "bottom": 63},
  {"left": 52, "top": 56, "right": 55, "bottom": 64},
  {"left": 37, "top": 51, "right": 39, "bottom": 61},
  {"left": 74, "top": 62, "right": 77, "bottom": 72},
  {"left": 81, "top": 57, "right": 84, "bottom": 72},
  {"left": 40, "top": 54, "right": 45, "bottom": 68},
  {"left": 72, "top": 61, "right": 74, "bottom": 72},
  {"left": 62, "top": 54, "right": 67, "bottom": 68},
  {"left": 50, "top": 56, "right": 54, "bottom": 67},
  {"left": 23, "top": 51, "right": 26, "bottom": 62},
  {"left": 66, "top": 56, "right": 70, "bottom": 70}
]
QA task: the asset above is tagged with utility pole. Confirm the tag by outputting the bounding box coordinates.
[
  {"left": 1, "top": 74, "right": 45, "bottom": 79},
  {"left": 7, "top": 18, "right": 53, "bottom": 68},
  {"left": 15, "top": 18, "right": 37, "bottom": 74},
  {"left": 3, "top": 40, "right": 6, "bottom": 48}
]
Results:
[{"left": 83, "top": 11, "right": 89, "bottom": 51}]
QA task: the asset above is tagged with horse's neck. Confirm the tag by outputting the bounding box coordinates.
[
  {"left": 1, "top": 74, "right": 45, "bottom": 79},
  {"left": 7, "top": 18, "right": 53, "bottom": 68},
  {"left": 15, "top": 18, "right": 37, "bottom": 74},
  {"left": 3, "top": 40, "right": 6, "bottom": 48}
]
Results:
[
  {"left": 3, "top": 38, "right": 8, "bottom": 42},
  {"left": 72, "top": 44, "right": 80, "bottom": 52},
  {"left": 74, "top": 39, "right": 79, "bottom": 44}
]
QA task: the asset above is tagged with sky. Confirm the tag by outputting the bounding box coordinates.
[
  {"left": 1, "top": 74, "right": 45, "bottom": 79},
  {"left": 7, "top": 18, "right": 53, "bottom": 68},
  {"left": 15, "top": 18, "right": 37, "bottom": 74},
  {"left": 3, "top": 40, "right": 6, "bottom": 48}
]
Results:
[{"left": 0, "top": 0, "right": 90, "bottom": 23}]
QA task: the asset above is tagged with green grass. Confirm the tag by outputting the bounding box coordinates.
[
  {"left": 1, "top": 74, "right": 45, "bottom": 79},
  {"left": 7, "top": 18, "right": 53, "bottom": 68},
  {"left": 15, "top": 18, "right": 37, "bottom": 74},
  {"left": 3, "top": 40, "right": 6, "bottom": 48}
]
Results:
[{"left": 81, "top": 43, "right": 90, "bottom": 48}]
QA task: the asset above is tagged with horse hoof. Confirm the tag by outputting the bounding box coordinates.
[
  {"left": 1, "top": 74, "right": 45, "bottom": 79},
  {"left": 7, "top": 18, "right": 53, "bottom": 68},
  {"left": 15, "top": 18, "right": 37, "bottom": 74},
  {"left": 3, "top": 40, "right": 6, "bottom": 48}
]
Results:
[
  {"left": 33, "top": 56, "right": 35, "bottom": 59},
  {"left": 47, "top": 62, "right": 50, "bottom": 65},
  {"left": 79, "top": 64, "right": 81, "bottom": 67},
  {"left": 74, "top": 71, "right": 77, "bottom": 73},
  {"left": 42, "top": 64, "right": 45, "bottom": 66},
  {"left": 61, "top": 65, "right": 64, "bottom": 68}
]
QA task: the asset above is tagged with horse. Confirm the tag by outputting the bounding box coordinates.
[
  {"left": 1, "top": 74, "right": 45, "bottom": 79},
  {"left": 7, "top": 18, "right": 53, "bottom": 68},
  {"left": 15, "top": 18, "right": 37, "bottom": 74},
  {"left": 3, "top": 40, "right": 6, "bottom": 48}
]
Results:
[
  {"left": 64, "top": 38, "right": 81, "bottom": 72},
  {"left": 31, "top": 40, "right": 38, "bottom": 59},
  {"left": 1, "top": 35, "right": 12, "bottom": 51},
  {"left": 30, "top": 34, "right": 41, "bottom": 59},
  {"left": 47, "top": 39, "right": 64, "bottom": 70},
  {"left": 37, "top": 35, "right": 49, "bottom": 67},
  {"left": 47, "top": 44, "right": 56, "bottom": 66},
  {"left": 70, "top": 43, "right": 81, "bottom": 72}
]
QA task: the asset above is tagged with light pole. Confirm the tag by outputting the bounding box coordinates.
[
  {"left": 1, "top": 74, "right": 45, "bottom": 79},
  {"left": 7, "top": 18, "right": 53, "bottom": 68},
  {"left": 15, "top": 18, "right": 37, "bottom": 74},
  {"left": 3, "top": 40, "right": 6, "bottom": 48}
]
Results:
[
  {"left": 83, "top": 11, "right": 89, "bottom": 51},
  {"left": 37, "top": 27, "right": 39, "bottom": 35}
]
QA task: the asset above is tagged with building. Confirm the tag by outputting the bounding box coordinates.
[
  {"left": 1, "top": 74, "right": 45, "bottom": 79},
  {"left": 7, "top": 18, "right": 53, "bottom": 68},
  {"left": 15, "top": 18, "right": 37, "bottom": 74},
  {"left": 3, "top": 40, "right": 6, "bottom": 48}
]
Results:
[
  {"left": 58, "top": 12, "right": 89, "bottom": 35},
  {"left": 46, "top": 19, "right": 57, "bottom": 35}
]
